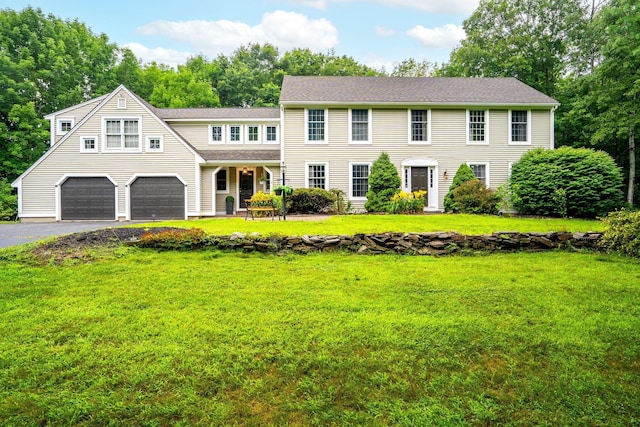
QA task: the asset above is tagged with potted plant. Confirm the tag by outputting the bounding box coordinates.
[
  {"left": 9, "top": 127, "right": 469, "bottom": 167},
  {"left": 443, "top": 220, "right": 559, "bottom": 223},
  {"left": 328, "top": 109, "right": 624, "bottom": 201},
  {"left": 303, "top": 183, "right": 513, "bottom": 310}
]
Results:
[
  {"left": 225, "top": 195, "right": 234, "bottom": 215},
  {"left": 258, "top": 174, "right": 267, "bottom": 184},
  {"left": 274, "top": 185, "right": 292, "bottom": 196}
]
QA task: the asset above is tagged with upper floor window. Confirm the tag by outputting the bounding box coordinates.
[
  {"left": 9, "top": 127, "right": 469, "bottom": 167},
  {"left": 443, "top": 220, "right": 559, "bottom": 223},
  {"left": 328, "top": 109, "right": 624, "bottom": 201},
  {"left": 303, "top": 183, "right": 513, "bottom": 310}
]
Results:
[
  {"left": 306, "top": 109, "right": 326, "bottom": 143},
  {"left": 104, "top": 118, "right": 140, "bottom": 151},
  {"left": 409, "top": 110, "right": 430, "bottom": 144},
  {"left": 265, "top": 125, "right": 278, "bottom": 143},
  {"left": 468, "top": 110, "right": 488, "bottom": 144},
  {"left": 350, "top": 163, "right": 370, "bottom": 199},
  {"left": 80, "top": 136, "right": 98, "bottom": 153},
  {"left": 210, "top": 125, "right": 224, "bottom": 144},
  {"left": 57, "top": 119, "right": 74, "bottom": 135},
  {"left": 229, "top": 125, "right": 241, "bottom": 143},
  {"left": 510, "top": 110, "right": 530, "bottom": 144},
  {"left": 468, "top": 162, "right": 489, "bottom": 187},
  {"left": 350, "top": 109, "right": 370, "bottom": 143},
  {"left": 146, "top": 136, "right": 163, "bottom": 152},
  {"left": 247, "top": 125, "right": 260, "bottom": 143},
  {"left": 306, "top": 162, "right": 328, "bottom": 189}
]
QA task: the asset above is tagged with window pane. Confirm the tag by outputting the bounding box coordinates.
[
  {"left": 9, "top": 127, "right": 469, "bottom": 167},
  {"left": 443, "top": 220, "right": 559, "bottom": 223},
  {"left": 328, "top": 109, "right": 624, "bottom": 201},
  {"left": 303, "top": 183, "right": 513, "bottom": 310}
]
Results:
[
  {"left": 511, "top": 111, "right": 528, "bottom": 142},
  {"left": 124, "top": 120, "right": 138, "bottom": 134},
  {"left": 83, "top": 138, "right": 95, "bottom": 150},
  {"left": 266, "top": 126, "right": 277, "bottom": 141},
  {"left": 211, "top": 126, "right": 223, "bottom": 141},
  {"left": 248, "top": 126, "right": 259, "bottom": 141},
  {"left": 216, "top": 170, "right": 227, "bottom": 191},
  {"left": 230, "top": 126, "right": 240, "bottom": 141},
  {"left": 308, "top": 109, "right": 325, "bottom": 141},
  {"left": 469, "top": 164, "right": 486, "bottom": 184},
  {"left": 106, "top": 120, "right": 121, "bottom": 134},
  {"left": 352, "top": 164, "right": 369, "bottom": 198},
  {"left": 106, "top": 135, "right": 121, "bottom": 148},
  {"left": 308, "top": 164, "right": 326, "bottom": 189},
  {"left": 469, "top": 110, "right": 485, "bottom": 142},
  {"left": 411, "top": 110, "right": 428, "bottom": 141},
  {"left": 124, "top": 135, "right": 139, "bottom": 148},
  {"left": 352, "top": 109, "right": 368, "bottom": 141}
]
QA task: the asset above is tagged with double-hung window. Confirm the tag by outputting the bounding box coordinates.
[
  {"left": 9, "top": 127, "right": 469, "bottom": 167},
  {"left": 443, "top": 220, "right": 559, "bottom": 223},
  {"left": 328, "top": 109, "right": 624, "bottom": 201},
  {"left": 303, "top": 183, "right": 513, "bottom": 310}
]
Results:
[
  {"left": 229, "top": 125, "right": 241, "bottom": 143},
  {"left": 468, "top": 110, "right": 488, "bottom": 144},
  {"left": 104, "top": 118, "right": 140, "bottom": 151},
  {"left": 265, "top": 125, "right": 278, "bottom": 143},
  {"left": 410, "top": 110, "right": 430, "bottom": 143},
  {"left": 247, "top": 125, "right": 260, "bottom": 143},
  {"left": 510, "top": 110, "right": 530, "bottom": 144},
  {"left": 307, "top": 109, "right": 326, "bottom": 143},
  {"left": 210, "top": 125, "right": 224, "bottom": 144},
  {"left": 350, "top": 109, "right": 370, "bottom": 143},
  {"left": 468, "top": 163, "right": 489, "bottom": 186},
  {"left": 306, "top": 163, "right": 328, "bottom": 189},
  {"left": 350, "top": 163, "right": 370, "bottom": 199}
]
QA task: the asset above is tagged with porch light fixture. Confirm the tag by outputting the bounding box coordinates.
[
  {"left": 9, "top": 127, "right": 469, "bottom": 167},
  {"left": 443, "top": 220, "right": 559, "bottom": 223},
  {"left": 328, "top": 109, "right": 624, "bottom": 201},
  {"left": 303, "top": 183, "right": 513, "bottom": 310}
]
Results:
[
  {"left": 242, "top": 167, "right": 248, "bottom": 175},
  {"left": 443, "top": 170, "right": 448, "bottom": 180},
  {"left": 281, "top": 161, "right": 287, "bottom": 220}
]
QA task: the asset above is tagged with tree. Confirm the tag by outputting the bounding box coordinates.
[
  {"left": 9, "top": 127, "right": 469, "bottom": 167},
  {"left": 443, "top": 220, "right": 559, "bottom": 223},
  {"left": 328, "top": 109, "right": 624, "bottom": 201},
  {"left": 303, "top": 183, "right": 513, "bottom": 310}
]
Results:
[
  {"left": 365, "top": 152, "right": 401, "bottom": 212},
  {"left": 149, "top": 65, "right": 220, "bottom": 108}
]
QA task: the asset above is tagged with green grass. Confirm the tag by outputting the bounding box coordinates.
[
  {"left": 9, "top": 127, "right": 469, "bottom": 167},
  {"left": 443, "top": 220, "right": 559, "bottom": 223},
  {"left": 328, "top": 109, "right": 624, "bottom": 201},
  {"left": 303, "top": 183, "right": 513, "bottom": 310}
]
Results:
[
  {"left": 136, "top": 214, "right": 604, "bottom": 236},
  {"left": 1, "top": 248, "right": 638, "bottom": 425}
]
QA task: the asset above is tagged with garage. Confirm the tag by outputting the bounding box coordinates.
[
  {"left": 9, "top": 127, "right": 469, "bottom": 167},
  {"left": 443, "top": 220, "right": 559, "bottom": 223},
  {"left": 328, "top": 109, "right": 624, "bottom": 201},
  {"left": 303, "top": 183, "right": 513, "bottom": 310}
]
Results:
[
  {"left": 60, "top": 177, "right": 116, "bottom": 220},
  {"left": 130, "top": 176, "right": 185, "bottom": 220}
]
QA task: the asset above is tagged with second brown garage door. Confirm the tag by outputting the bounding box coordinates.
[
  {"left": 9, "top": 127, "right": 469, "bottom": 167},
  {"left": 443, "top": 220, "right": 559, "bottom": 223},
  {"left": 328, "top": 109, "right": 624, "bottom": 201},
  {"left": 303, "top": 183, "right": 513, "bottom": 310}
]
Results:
[{"left": 130, "top": 177, "right": 185, "bottom": 220}]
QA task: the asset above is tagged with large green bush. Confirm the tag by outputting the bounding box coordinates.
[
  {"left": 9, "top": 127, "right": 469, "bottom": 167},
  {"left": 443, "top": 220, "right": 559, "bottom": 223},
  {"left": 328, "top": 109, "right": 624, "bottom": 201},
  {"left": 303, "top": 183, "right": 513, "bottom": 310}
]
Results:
[
  {"left": 0, "top": 179, "right": 17, "bottom": 221},
  {"left": 288, "top": 188, "right": 336, "bottom": 214},
  {"left": 365, "top": 152, "right": 401, "bottom": 213},
  {"left": 444, "top": 164, "right": 478, "bottom": 212},
  {"left": 510, "top": 147, "right": 625, "bottom": 218},
  {"left": 599, "top": 209, "right": 640, "bottom": 257},
  {"left": 447, "top": 180, "right": 501, "bottom": 214}
]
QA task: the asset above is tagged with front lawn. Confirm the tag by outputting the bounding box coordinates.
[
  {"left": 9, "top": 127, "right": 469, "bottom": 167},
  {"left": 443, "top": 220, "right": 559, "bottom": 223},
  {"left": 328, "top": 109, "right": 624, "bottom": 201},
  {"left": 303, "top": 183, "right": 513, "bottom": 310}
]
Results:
[
  {"left": 0, "top": 249, "right": 638, "bottom": 425},
  {"left": 137, "top": 213, "right": 604, "bottom": 236}
]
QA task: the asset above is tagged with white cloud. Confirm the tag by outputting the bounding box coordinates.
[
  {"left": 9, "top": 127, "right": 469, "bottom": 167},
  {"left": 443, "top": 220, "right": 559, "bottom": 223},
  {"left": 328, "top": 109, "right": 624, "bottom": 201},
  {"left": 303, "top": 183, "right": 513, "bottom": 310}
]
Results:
[
  {"left": 377, "top": 0, "right": 479, "bottom": 14},
  {"left": 406, "top": 24, "right": 466, "bottom": 49},
  {"left": 286, "top": 0, "right": 328, "bottom": 9},
  {"left": 124, "top": 43, "right": 192, "bottom": 68},
  {"left": 375, "top": 26, "right": 396, "bottom": 37},
  {"left": 135, "top": 10, "right": 338, "bottom": 59}
]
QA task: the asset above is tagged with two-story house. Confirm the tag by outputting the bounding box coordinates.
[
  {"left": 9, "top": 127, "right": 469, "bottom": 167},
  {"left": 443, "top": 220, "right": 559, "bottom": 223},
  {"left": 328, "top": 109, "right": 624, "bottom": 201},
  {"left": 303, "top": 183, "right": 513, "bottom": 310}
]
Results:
[{"left": 12, "top": 75, "right": 558, "bottom": 222}]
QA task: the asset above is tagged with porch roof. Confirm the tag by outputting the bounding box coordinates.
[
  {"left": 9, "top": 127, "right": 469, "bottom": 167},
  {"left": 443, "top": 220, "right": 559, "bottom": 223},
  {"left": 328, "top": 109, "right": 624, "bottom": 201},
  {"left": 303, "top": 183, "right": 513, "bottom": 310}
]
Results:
[{"left": 198, "top": 149, "right": 281, "bottom": 163}]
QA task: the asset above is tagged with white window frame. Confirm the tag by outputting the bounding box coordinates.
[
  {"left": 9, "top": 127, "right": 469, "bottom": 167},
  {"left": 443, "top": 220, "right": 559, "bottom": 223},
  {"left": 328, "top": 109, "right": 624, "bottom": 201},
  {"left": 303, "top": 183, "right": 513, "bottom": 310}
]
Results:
[
  {"left": 57, "top": 118, "right": 74, "bottom": 136},
  {"left": 305, "top": 108, "right": 329, "bottom": 144},
  {"left": 209, "top": 125, "right": 225, "bottom": 144},
  {"left": 509, "top": 110, "right": 531, "bottom": 145},
  {"left": 102, "top": 116, "right": 142, "bottom": 152},
  {"left": 246, "top": 125, "right": 261, "bottom": 144},
  {"left": 79, "top": 136, "right": 98, "bottom": 153},
  {"left": 215, "top": 168, "right": 229, "bottom": 194},
  {"left": 349, "top": 162, "right": 371, "bottom": 200},
  {"left": 408, "top": 109, "right": 431, "bottom": 145},
  {"left": 305, "top": 162, "right": 329, "bottom": 189},
  {"left": 264, "top": 125, "right": 279, "bottom": 144},
  {"left": 467, "top": 162, "right": 490, "bottom": 187},
  {"left": 228, "top": 125, "right": 242, "bottom": 144},
  {"left": 349, "top": 108, "right": 372, "bottom": 144},
  {"left": 146, "top": 135, "right": 164, "bottom": 152},
  {"left": 466, "top": 110, "right": 489, "bottom": 145}
]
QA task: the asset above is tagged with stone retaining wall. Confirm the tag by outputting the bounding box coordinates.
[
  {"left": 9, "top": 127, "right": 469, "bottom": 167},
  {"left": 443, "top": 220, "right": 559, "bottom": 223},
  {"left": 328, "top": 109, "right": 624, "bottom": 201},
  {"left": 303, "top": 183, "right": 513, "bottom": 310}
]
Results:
[{"left": 203, "top": 231, "right": 603, "bottom": 255}]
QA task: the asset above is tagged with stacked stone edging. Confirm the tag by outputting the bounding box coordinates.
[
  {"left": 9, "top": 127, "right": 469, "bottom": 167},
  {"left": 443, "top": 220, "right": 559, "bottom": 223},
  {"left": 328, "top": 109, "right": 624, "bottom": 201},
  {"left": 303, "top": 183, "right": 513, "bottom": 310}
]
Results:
[{"left": 202, "top": 231, "right": 603, "bottom": 255}]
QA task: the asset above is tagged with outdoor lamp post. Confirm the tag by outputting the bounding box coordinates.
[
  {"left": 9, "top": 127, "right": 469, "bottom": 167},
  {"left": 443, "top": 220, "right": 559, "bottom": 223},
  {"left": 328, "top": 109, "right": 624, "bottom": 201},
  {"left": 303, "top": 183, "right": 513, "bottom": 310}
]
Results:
[{"left": 281, "top": 161, "right": 287, "bottom": 220}]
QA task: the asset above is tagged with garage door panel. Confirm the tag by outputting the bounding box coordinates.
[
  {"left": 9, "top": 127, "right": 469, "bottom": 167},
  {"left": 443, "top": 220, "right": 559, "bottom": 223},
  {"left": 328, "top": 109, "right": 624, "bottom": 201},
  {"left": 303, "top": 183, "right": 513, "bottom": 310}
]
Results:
[
  {"left": 61, "top": 177, "right": 115, "bottom": 220},
  {"left": 130, "top": 177, "right": 185, "bottom": 220}
]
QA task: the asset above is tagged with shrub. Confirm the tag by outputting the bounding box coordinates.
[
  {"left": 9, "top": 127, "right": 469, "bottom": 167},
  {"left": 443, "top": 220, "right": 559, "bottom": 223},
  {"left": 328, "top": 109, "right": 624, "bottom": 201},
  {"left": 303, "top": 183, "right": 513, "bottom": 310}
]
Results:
[
  {"left": 249, "top": 191, "right": 282, "bottom": 216},
  {"left": 446, "top": 180, "right": 501, "bottom": 214},
  {"left": 331, "top": 188, "right": 352, "bottom": 214},
  {"left": 0, "top": 179, "right": 17, "bottom": 221},
  {"left": 510, "top": 147, "right": 625, "bottom": 218},
  {"left": 138, "top": 228, "right": 207, "bottom": 250},
  {"left": 288, "top": 188, "right": 336, "bottom": 214},
  {"left": 444, "top": 164, "right": 478, "bottom": 212},
  {"left": 388, "top": 190, "right": 426, "bottom": 214},
  {"left": 599, "top": 209, "right": 640, "bottom": 257},
  {"left": 365, "top": 152, "right": 401, "bottom": 212}
]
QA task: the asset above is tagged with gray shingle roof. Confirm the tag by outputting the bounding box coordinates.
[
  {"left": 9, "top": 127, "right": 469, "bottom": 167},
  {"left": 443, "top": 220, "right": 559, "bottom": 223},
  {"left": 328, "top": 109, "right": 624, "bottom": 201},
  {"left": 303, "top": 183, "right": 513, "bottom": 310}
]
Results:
[
  {"left": 279, "top": 76, "right": 558, "bottom": 106},
  {"left": 157, "top": 107, "right": 280, "bottom": 120},
  {"left": 198, "top": 150, "right": 281, "bottom": 162}
]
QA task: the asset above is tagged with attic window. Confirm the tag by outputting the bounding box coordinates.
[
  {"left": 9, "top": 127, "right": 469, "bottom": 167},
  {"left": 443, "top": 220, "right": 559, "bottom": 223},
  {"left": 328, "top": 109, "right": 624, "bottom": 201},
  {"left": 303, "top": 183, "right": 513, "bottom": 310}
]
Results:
[
  {"left": 57, "top": 119, "right": 74, "bottom": 135},
  {"left": 117, "top": 96, "right": 127, "bottom": 109}
]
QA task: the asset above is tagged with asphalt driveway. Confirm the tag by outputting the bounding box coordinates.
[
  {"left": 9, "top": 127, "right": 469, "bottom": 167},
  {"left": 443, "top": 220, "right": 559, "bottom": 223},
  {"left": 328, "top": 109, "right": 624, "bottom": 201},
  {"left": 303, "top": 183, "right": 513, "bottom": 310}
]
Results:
[{"left": 0, "top": 221, "right": 134, "bottom": 248}]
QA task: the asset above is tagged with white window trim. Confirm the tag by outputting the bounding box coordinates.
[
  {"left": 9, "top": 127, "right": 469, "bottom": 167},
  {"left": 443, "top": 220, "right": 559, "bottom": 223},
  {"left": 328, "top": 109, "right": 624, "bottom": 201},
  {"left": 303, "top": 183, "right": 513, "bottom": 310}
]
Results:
[
  {"left": 264, "top": 125, "right": 279, "bottom": 145},
  {"left": 215, "top": 168, "right": 229, "bottom": 194},
  {"left": 466, "top": 161, "right": 491, "bottom": 188},
  {"left": 79, "top": 136, "right": 98, "bottom": 153},
  {"left": 407, "top": 109, "right": 431, "bottom": 145},
  {"left": 146, "top": 135, "right": 164, "bottom": 152},
  {"left": 305, "top": 161, "right": 329, "bottom": 189},
  {"left": 246, "top": 125, "right": 262, "bottom": 145},
  {"left": 348, "top": 108, "right": 372, "bottom": 144},
  {"left": 466, "top": 109, "right": 490, "bottom": 145},
  {"left": 349, "top": 162, "right": 372, "bottom": 201},
  {"left": 305, "top": 108, "right": 329, "bottom": 144},
  {"left": 209, "top": 125, "right": 225, "bottom": 145},
  {"left": 508, "top": 109, "right": 531, "bottom": 145},
  {"left": 56, "top": 118, "right": 75, "bottom": 136},
  {"left": 228, "top": 125, "right": 243, "bottom": 144},
  {"left": 102, "top": 116, "right": 143, "bottom": 153}
]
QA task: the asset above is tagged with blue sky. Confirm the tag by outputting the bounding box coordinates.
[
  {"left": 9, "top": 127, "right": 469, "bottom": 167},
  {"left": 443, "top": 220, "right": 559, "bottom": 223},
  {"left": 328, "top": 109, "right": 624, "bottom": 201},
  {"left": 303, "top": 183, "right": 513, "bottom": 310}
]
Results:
[{"left": 4, "top": 0, "right": 479, "bottom": 70}]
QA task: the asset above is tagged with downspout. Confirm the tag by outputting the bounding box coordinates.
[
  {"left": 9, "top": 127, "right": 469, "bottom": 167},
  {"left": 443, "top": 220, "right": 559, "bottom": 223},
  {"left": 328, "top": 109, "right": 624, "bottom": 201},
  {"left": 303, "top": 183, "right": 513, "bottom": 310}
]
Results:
[
  {"left": 280, "top": 104, "right": 285, "bottom": 185},
  {"left": 550, "top": 105, "right": 558, "bottom": 149}
]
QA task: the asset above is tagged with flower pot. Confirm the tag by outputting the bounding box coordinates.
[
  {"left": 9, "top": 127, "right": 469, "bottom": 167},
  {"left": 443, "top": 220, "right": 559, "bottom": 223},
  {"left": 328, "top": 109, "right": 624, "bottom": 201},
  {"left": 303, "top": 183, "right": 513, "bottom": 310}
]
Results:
[
  {"left": 226, "top": 201, "right": 234, "bottom": 215},
  {"left": 275, "top": 189, "right": 283, "bottom": 196}
]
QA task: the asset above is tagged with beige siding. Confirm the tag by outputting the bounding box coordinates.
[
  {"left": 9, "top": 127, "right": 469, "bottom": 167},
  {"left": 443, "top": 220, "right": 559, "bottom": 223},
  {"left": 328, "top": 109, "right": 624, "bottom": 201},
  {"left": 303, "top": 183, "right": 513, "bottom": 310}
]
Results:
[
  {"left": 20, "top": 92, "right": 199, "bottom": 220},
  {"left": 283, "top": 106, "right": 553, "bottom": 211}
]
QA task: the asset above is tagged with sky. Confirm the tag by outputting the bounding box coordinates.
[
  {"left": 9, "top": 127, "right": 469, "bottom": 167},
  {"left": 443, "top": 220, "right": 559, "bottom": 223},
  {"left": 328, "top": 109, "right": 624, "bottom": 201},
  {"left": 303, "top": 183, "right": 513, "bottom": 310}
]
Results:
[{"left": 3, "top": 0, "right": 480, "bottom": 71}]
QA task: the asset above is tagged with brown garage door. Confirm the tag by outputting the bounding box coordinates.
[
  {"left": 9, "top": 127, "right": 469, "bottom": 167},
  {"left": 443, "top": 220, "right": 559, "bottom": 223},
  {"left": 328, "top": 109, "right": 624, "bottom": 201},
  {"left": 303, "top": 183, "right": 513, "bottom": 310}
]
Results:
[
  {"left": 61, "top": 177, "right": 116, "bottom": 220},
  {"left": 130, "top": 177, "right": 185, "bottom": 220}
]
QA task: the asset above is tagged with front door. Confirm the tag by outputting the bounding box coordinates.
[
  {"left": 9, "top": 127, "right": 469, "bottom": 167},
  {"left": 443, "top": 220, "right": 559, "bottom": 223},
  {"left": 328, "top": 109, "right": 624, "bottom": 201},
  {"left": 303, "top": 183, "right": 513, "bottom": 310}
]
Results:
[
  {"left": 239, "top": 170, "right": 254, "bottom": 209},
  {"left": 411, "top": 167, "right": 428, "bottom": 194}
]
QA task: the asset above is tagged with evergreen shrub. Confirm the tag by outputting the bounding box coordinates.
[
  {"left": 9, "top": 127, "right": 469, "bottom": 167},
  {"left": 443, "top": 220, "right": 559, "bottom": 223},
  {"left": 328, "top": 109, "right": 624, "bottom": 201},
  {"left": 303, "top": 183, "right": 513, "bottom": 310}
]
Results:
[{"left": 288, "top": 188, "right": 336, "bottom": 214}]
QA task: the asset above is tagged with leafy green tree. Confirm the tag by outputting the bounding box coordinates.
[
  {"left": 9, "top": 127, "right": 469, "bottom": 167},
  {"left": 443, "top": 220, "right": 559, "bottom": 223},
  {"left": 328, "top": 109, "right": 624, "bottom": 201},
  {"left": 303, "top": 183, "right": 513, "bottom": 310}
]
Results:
[
  {"left": 444, "top": 164, "right": 478, "bottom": 212},
  {"left": 510, "top": 147, "right": 624, "bottom": 218},
  {"left": 149, "top": 65, "right": 220, "bottom": 108},
  {"left": 365, "top": 152, "right": 401, "bottom": 212}
]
